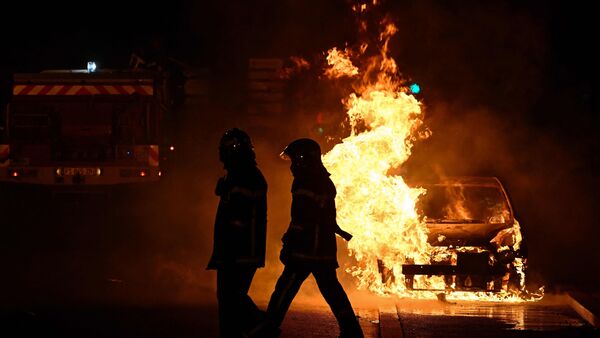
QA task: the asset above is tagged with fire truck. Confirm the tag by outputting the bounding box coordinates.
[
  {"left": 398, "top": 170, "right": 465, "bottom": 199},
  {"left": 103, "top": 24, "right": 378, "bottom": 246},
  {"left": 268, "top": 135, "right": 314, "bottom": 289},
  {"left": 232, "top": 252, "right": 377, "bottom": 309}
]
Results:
[{"left": 0, "top": 68, "right": 172, "bottom": 185}]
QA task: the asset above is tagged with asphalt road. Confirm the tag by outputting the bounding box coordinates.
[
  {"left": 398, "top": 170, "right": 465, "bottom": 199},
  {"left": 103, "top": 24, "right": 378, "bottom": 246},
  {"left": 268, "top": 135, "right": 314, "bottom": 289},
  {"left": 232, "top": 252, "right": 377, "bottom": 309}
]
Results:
[{"left": 1, "top": 294, "right": 596, "bottom": 338}]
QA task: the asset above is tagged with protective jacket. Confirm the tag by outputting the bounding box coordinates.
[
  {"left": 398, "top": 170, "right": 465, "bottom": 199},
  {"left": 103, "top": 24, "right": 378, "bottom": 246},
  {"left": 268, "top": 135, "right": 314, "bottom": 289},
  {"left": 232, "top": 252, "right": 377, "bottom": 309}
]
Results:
[
  {"left": 207, "top": 165, "right": 267, "bottom": 269},
  {"left": 280, "top": 169, "right": 342, "bottom": 268}
]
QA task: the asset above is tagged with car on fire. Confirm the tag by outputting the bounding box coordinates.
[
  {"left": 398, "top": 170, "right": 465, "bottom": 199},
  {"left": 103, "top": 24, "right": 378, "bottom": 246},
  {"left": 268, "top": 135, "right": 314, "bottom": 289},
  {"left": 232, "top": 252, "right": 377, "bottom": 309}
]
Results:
[{"left": 382, "top": 176, "right": 528, "bottom": 293}]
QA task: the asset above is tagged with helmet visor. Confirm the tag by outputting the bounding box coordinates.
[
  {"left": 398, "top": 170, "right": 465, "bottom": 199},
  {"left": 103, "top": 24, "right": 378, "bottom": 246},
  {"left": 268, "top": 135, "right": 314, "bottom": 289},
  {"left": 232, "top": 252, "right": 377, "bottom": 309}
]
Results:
[{"left": 279, "top": 151, "right": 290, "bottom": 161}]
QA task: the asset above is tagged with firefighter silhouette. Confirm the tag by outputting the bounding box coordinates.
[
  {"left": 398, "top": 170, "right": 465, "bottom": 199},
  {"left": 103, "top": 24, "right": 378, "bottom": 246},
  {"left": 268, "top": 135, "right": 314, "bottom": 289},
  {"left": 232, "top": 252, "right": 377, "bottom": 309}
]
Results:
[
  {"left": 207, "top": 128, "right": 267, "bottom": 337},
  {"left": 249, "top": 138, "right": 363, "bottom": 338}
]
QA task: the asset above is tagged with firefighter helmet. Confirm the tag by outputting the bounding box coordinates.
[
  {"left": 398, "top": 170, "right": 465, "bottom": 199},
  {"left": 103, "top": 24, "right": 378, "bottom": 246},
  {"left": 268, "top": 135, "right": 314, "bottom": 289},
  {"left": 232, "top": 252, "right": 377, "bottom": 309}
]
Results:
[
  {"left": 219, "top": 128, "right": 255, "bottom": 165},
  {"left": 280, "top": 138, "right": 322, "bottom": 169}
]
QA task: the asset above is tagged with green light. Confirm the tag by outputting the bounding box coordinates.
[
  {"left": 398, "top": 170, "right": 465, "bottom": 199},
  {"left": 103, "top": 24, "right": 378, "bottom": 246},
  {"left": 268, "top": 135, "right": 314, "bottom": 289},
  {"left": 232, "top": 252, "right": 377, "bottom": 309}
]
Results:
[
  {"left": 317, "top": 127, "right": 324, "bottom": 134},
  {"left": 409, "top": 83, "right": 421, "bottom": 94}
]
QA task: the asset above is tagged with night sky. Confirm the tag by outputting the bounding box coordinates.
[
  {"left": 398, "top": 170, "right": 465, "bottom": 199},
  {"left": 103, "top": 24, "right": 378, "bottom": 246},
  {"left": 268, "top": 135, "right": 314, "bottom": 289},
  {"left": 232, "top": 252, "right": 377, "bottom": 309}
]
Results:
[
  {"left": 1, "top": 0, "right": 599, "bottom": 300},
  {"left": 2, "top": 1, "right": 597, "bottom": 128}
]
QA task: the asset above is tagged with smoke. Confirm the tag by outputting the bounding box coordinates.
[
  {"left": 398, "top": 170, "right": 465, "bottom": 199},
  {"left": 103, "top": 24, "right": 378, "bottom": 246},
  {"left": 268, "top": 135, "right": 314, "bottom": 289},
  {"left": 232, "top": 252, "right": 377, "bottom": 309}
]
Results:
[
  {"left": 384, "top": 1, "right": 600, "bottom": 291},
  {"left": 98, "top": 95, "right": 350, "bottom": 306},
  {"left": 3, "top": 0, "right": 597, "bottom": 308},
  {"left": 402, "top": 101, "right": 599, "bottom": 291}
]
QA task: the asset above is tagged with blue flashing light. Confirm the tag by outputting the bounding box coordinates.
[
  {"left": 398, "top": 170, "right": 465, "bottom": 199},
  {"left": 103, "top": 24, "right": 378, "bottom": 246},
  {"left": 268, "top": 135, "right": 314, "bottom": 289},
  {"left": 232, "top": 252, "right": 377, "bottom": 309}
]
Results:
[
  {"left": 87, "top": 61, "right": 97, "bottom": 73},
  {"left": 409, "top": 83, "right": 421, "bottom": 94}
]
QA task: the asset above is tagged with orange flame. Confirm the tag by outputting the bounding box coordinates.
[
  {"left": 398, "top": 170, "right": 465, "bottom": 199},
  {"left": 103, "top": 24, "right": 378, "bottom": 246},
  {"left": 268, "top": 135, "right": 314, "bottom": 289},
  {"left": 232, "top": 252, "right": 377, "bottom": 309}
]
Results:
[
  {"left": 323, "top": 20, "right": 433, "bottom": 297},
  {"left": 321, "top": 9, "right": 541, "bottom": 301},
  {"left": 325, "top": 48, "right": 359, "bottom": 79},
  {"left": 442, "top": 186, "right": 473, "bottom": 221}
]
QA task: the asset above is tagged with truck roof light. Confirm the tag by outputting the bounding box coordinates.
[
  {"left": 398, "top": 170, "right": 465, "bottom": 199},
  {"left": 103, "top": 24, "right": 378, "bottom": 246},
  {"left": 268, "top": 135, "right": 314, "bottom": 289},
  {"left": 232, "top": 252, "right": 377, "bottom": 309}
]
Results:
[{"left": 87, "top": 61, "right": 97, "bottom": 73}]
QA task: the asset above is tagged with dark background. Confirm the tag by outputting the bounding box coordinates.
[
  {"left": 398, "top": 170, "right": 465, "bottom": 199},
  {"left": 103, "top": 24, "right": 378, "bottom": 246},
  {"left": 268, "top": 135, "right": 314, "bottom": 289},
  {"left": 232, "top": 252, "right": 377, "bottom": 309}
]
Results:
[{"left": 0, "top": 0, "right": 598, "bottom": 307}]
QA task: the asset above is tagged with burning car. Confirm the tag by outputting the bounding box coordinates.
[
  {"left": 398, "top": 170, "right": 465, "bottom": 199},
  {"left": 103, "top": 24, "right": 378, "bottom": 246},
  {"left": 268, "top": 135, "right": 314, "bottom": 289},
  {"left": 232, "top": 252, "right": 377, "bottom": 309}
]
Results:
[{"left": 381, "top": 176, "right": 527, "bottom": 293}]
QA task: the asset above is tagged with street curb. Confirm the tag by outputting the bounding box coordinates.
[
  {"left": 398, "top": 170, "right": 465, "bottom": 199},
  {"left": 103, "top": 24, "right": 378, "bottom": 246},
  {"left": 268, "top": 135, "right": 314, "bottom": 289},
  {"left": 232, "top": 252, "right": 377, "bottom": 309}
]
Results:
[
  {"left": 377, "top": 305, "right": 404, "bottom": 338},
  {"left": 566, "top": 293, "right": 599, "bottom": 328}
]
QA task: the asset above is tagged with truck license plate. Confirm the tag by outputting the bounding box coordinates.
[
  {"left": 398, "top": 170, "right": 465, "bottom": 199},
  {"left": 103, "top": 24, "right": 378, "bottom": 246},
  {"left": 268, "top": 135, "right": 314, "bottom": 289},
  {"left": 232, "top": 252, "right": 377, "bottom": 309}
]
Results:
[{"left": 62, "top": 167, "right": 97, "bottom": 176}]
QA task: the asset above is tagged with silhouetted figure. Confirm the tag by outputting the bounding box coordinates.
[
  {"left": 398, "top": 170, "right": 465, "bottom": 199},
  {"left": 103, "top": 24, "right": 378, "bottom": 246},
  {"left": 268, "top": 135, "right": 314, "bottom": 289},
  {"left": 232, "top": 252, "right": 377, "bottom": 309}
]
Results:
[
  {"left": 249, "top": 138, "right": 363, "bottom": 338},
  {"left": 207, "top": 128, "right": 267, "bottom": 338}
]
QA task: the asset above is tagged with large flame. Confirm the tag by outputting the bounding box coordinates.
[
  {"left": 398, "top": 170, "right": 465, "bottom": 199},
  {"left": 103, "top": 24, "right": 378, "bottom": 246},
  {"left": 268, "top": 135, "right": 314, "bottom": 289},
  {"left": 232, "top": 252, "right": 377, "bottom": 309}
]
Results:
[
  {"left": 322, "top": 22, "right": 436, "bottom": 297},
  {"left": 320, "top": 10, "right": 540, "bottom": 302}
]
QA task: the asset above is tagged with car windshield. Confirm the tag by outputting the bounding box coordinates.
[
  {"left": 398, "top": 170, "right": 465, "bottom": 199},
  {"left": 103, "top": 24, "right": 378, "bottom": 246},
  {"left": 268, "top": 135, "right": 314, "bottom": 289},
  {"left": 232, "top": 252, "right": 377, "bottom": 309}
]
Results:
[{"left": 416, "top": 184, "right": 511, "bottom": 224}]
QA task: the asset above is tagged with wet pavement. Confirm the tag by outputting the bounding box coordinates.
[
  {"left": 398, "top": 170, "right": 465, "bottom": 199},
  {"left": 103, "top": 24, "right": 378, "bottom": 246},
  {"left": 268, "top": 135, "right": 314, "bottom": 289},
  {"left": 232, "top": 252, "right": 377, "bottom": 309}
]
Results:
[
  {"left": 278, "top": 294, "right": 597, "bottom": 338},
  {"left": 391, "top": 294, "right": 596, "bottom": 338},
  {"left": 0, "top": 294, "right": 597, "bottom": 337}
]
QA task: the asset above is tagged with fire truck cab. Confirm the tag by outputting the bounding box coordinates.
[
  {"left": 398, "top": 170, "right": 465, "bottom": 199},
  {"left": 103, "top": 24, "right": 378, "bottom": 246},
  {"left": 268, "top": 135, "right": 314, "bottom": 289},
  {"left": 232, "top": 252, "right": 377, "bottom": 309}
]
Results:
[{"left": 0, "top": 69, "right": 167, "bottom": 185}]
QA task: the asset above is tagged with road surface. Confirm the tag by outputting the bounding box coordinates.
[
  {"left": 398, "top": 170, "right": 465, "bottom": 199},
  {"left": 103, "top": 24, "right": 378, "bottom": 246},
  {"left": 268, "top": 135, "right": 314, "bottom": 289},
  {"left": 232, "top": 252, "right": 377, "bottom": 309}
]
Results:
[{"left": 2, "top": 294, "right": 595, "bottom": 337}]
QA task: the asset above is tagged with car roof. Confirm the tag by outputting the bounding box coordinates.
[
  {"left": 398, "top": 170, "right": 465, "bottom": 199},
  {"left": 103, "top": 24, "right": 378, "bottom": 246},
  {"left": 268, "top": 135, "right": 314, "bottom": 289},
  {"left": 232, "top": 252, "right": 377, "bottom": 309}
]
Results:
[{"left": 408, "top": 176, "right": 503, "bottom": 188}]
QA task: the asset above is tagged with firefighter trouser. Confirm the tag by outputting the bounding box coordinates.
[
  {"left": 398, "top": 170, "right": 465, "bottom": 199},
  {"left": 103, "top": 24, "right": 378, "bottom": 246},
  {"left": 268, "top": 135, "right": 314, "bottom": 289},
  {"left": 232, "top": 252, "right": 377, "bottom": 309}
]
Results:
[
  {"left": 265, "top": 265, "right": 364, "bottom": 338},
  {"left": 217, "top": 267, "right": 263, "bottom": 337}
]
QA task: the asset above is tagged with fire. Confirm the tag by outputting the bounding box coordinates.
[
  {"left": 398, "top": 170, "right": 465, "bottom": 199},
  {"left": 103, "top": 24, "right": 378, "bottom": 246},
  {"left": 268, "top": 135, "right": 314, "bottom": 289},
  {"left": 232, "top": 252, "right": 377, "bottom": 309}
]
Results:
[
  {"left": 319, "top": 6, "right": 541, "bottom": 302},
  {"left": 322, "top": 21, "right": 436, "bottom": 298},
  {"left": 442, "top": 186, "right": 473, "bottom": 221},
  {"left": 325, "top": 48, "right": 359, "bottom": 79}
]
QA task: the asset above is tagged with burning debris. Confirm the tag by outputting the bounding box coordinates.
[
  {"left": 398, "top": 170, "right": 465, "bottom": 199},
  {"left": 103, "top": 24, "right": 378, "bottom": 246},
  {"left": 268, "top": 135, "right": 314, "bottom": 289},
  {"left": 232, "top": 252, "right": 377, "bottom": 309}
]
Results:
[{"left": 316, "top": 2, "right": 542, "bottom": 302}]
